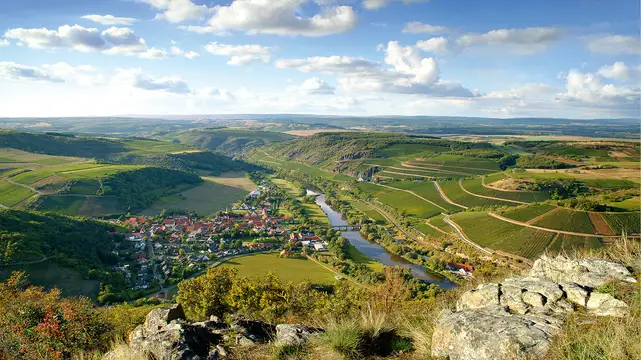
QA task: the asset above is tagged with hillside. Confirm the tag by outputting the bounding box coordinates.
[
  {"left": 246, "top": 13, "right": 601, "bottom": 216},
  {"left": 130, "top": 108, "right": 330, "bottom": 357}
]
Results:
[
  {"left": 158, "top": 128, "right": 294, "bottom": 156},
  {"left": 0, "top": 209, "right": 121, "bottom": 266},
  {"left": 0, "top": 130, "right": 127, "bottom": 158}
]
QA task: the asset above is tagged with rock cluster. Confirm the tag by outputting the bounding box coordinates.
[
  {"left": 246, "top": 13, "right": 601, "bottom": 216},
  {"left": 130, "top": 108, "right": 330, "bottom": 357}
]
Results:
[
  {"left": 104, "top": 304, "right": 323, "bottom": 360},
  {"left": 432, "top": 255, "right": 636, "bottom": 360}
]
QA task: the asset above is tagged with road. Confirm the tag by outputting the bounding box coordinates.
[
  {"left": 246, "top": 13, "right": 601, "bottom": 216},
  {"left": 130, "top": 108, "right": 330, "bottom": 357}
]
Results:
[
  {"left": 432, "top": 181, "right": 468, "bottom": 210},
  {"left": 424, "top": 219, "right": 447, "bottom": 234},
  {"left": 4, "top": 178, "right": 43, "bottom": 195},
  {"left": 458, "top": 179, "right": 527, "bottom": 205},
  {"left": 487, "top": 212, "right": 637, "bottom": 239},
  {"left": 442, "top": 215, "right": 493, "bottom": 255},
  {"left": 1, "top": 255, "right": 49, "bottom": 267}
]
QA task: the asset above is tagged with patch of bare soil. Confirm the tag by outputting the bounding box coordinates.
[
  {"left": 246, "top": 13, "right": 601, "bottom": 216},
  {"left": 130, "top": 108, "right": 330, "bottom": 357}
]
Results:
[
  {"left": 488, "top": 177, "right": 534, "bottom": 191},
  {"left": 588, "top": 212, "right": 615, "bottom": 235}
]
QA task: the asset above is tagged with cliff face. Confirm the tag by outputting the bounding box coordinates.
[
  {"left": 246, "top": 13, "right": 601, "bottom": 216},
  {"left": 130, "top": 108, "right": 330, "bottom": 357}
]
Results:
[{"left": 431, "top": 255, "right": 636, "bottom": 360}]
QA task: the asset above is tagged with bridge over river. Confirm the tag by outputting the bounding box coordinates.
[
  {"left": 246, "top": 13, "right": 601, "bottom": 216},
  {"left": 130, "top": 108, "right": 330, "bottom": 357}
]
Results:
[{"left": 321, "top": 224, "right": 361, "bottom": 231}]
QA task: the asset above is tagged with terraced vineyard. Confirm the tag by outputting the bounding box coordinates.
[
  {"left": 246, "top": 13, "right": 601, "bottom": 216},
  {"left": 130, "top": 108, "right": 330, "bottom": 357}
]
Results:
[
  {"left": 533, "top": 209, "right": 596, "bottom": 234},
  {"left": 427, "top": 214, "right": 453, "bottom": 233},
  {"left": 413, "top": 154, "right": 500, "bottom": 173},
  {"left": 387, "top": 181, "right": 463, "bottom": 212},
  {"left": 438, "top": 180, "right": 518, "bottom": 208},
  {"left": 0, "top": 180, "right": 35, "bottom": 206},
  {"left": 498, "top": 203, "right": 558, "bottom": 222},
  {"left": 602, "top": 212, "right": 641, "bottom": 234},
  {"left": 450, "top": 211, "right": 557, "bottom": 259},
  {"left": 548, "top": 234, "right": 602, "bottom": 252},
  {"left": 356, "top": 183, "right": 443, "bottom": 218},
  {"left": 461, "top": 177, "right": 551, "bottom": 203}
]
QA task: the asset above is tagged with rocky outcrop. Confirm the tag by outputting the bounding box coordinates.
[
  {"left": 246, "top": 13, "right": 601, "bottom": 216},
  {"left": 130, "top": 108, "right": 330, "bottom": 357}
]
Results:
[
  {"left": 104, "top": 304, "right": 323, "bottom": 360},
  {"left": 432, "top": 256, "right": 636, "bottom": 360}
]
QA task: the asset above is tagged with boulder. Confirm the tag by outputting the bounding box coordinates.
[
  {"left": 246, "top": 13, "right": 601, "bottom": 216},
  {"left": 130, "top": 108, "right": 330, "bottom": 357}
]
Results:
[
  {"left": 529, "top": 255, "right": 636, "bottom": 288},
  {"left": 456, "top": 284, "right": 500, "bottom": 310},
  {"left": 142, "top": 303, "right": 186, "bottom": 335},
  {"left": 586, "top": 293, "right": 629, "bottom": 317},
  {"left": 230, "top": 318, "right": 276, "bottom": 343},
  {"left": 432, "top": 306, "right": 562, "bottom": 360},
  {"left": 275, "top": 324, "right": 324, "bottom": 346}
]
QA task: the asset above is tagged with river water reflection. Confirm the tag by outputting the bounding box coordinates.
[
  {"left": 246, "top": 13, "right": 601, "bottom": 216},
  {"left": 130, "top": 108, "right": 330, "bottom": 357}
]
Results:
[{"left": 309, "top": 190, "right": 455, "bottom": 288}]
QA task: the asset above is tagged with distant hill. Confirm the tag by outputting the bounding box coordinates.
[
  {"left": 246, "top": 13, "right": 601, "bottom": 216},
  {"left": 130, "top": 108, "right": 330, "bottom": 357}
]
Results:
[
  {"left": 159, "top": 128, "right": 295, "bottom": 156},
  {"left": 0, "top": 130, "right": 127, "bottom": 158}
]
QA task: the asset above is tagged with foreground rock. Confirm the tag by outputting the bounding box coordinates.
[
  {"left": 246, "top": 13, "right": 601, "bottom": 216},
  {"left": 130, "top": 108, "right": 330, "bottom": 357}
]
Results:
[
  {"left": 104, "top": 304, "right": 323, "bottom": 360},
  {"left": 432, "top": 256, "right": 635, "bottom": 360}
]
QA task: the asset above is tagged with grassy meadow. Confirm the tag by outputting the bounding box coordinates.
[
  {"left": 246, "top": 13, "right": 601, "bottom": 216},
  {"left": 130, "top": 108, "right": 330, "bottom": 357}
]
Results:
[{"left": 219, "top": 253, "right": 337, "bottom": 284}]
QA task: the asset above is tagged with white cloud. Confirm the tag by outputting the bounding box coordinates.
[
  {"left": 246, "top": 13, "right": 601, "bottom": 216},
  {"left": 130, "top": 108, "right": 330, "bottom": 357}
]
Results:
[
  {"left": 184, "top": 0, "right": 357, "bottom": 37},
  {"left": 298, "top": 77, "right": 335, "bottom": 95},
  {"left": 363, "top": 0, "right": 429, "bottom": 10},
  {"left": 4, "top": 25, "right": 195, "bottom": 60},
  {"left": 416, "top": 37, "right": 449, "bottom": 53},
  {"left": 204, "top": 42, "right": 271, "bottom": 65},
  {"left": 403, "top": 22, "right": 449, "bottom": 34},
  {"left": 276, "top": 41, "right": 473, "bottom": 97},
  {"left": 456, "top": 27, "right": 563, "bottom": 54},
  {"left": 81, "top": 14, "right": 137, "bottom": 25},
  {"left": 170, "top": 46, "right": 201, "bottom": 59},
  {"left": 587, "top": 35, "right": 641, "bottom": 55},
  {"left": 0, "top": 39, "right": 9, "bottom": 46},
  {"left": 0, "top": 61, "right": 102, "bottom": 85},
  {"left": 112, "top": 68, "right": 192, "bottom": 94},
  {"left": 597, "top": 62, "right": 640, "bottom": 82},
  {"left": 140, "top": 0, "right": 209, "bottom": 23}
]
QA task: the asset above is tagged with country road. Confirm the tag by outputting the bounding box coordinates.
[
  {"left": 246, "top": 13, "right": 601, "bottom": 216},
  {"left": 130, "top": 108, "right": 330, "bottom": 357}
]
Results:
[
  {"left": 487, "top": 212, "right": 638, "bottom": 239},
  {"left": 458, "top": 179, "right": 527, "bottom": 205},
  {"left": 4, "top": 178, "right": 43, "bottom": 195},
  {"left": 432, "top": 181, "right": 468, "bottom": 209},
  {"left": 442, "top": 215, "right": 492, "bottom": 255}
]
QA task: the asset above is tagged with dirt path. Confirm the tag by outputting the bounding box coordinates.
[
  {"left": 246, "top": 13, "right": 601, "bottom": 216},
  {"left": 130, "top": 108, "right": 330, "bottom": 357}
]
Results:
[
  {"left": 372, "top": 183, "right": 448, "bottom": 212},
  {"left": 526, "top": 207, "right": 561, "bottom": 225},
  {"left": 424, "top": 219, "right": 448, "bottom": 234},
  {"left": 4, "top": 178, "right": 43, "bottom": 195},
  {"left": 442, "top": 215, "right": 492, "bottom": 255},
  {"left": 400, "top": 162, "right": 477, "bottom": 176},
  {"left": 433, "top": 181, "right": 468, "bottom": 209},
  {"left": 458, "top": 179, "right": 527, "bottom": 205},
  {"left": 487, "top": 212, "right": 634, "bottom": 239}
]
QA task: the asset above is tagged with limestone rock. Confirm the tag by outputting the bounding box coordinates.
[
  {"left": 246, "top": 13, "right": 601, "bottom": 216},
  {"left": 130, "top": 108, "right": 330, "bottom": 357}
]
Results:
[
  {"left": 456, "top": 283, "right": 500, "bottom": 310},
  {"left": 560, "top": 282, "right": 589, "bottom": 307},
  {"left": 586, "top": 293, "right": 629, "bottom": 317},
  {"left": 529, "top": 255, "right": 636, "bottom": 288},
  {"left": 142, "top": 303, "right": 186, "bottom": 335},
  {"left": 432, "top": 306, "right": 562, "bottom": 360},
  {"left": 275, "top": 324, "right": 324, "bottom": 346},
  {"left": 522, "top": 291, "right": 545, "bottom": 308},
  {"left": 500, "top": 284, "right": 528, "bottom": 314}
]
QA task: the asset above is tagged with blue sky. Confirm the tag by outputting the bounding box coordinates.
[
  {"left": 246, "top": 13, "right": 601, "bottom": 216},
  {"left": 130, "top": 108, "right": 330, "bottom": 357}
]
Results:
[{"left": 0, "top": 0, "right": 639, "bottom": 118}]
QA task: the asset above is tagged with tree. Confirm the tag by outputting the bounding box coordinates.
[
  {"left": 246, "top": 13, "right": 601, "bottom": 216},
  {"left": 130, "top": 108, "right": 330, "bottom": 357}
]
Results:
[{"left": 176, "top": 267, "right": 237, "bottom": 320}]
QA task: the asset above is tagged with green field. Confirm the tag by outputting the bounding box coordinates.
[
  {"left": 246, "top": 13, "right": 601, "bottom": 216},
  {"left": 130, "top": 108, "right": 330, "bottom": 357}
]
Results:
[
  {"left": 411, "top": 219, "right": 446, "bottom": 239},
  {"left": 356, "top": 182, "right": 442, "bottom": 218},
  {"left": 0, "top": 180, "right": 36, "bottom": 206},
  {"left": 438, "top": 180, "right": 517, "bottom": 208},
  {"left": 498, "top": 203, "right": 557, "bottom": 222},
  {"left": 143, "top": 177, "right": 251, "bottom": 217},
  {"left": 450, "top": 211, "right": 557, "bottom": 259},
  {"left": 380, "top": 166, "right": 470, "bottom": 179},
  {"left": 120, "top": 139, "right": 195, "bottom": 155},
  {"left": 533, "top": 209, "right": 596, "bottom": 234},
  {"left": 252, "top": 153, "right": 352, "bottom": 181},
  {"left": 375, "top": 143, "right": 450, "bottom": 158},
  {"left": 548, "top": 234, "right": 602, "bottom": 253},
  {"left": 509, "top": 171, "right": 638, "bottom": 190},
  {"left": 348, "top": 199, "right": 388, "bottom": 224},
  {"left": 605, "top": 198, "right": 640, "bottom": 212},
  {"left": 413, "top": 154, "right": 500, "bottom": 172},
  {"left": 343, "top": 243, "right": 385, "bottom": 272},
  {"left": 219, "top": 253, "right": 336, "bottom": 284},
  {"left": 10, "top": 162, "right": 107, "bottom": 185},
  {"left": 389, "top": 181, "right": 466, "bottom": 212},
  {"left": 602, "top": 212, "right": 641, "bottom": 234},
  {"left": 404, "top": 161, "right": 492, "bottom": 176},
  {"left": 428, "top": 214, "right": 453, "bottom": 233},
  {"left": 461, "top": 177, "right": 551, "bottom": 203},
  {"left": 36, "top": 196, "right": 85, "bottom": 215}
]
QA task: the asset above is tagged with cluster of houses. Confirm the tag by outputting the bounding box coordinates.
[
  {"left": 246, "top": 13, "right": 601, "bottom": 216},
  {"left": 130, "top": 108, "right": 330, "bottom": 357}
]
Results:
[
  {"left": 110, "top": 209, "right": 294, "bottom": 291},
  {"left": 290, "top": 232, "right": 329, "bottom": 252}
]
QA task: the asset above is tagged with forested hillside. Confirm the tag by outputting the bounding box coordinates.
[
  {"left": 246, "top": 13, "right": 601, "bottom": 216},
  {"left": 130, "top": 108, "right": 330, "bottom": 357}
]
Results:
[
  {"left": 0, "top": 130, "right": 126, "bottom": 158},
  {"left": 0, "top": 209, "right": 121, "bottom": 267},
  {"left": 110, "top": 151, "right": 258, "bottom": 175},
  {"left": 159, "top": 128, "right": 294, "bottom": 156}
]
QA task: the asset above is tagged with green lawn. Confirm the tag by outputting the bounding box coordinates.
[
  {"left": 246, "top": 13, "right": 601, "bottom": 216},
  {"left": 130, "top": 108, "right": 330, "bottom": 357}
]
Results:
[
  {"left": 0, "top": 180, "right": 35, "bottom": 206},
  {"left": 219, "top": 253, "right": 336, "bottom": 284}
]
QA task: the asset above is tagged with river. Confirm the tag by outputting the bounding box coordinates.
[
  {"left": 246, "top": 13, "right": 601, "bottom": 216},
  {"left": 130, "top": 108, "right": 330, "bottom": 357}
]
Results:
[{"left": 309, "top": 190, "right": 455, "bottom": 289}]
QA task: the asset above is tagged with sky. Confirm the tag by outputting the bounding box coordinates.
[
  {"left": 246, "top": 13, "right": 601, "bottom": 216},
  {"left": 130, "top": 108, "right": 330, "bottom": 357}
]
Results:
[{"left": 0, "top": 0, "right": 639, "bottom": 118}]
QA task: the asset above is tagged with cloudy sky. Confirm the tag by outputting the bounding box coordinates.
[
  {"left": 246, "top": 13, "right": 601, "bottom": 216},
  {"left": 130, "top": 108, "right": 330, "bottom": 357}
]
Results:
[{"left": 0, "top": 0, "right": 639, "bottom": 118}]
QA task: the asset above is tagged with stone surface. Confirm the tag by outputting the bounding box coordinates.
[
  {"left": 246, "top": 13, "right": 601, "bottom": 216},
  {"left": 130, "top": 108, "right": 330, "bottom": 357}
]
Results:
[
  {"left": 142, "top": 304, "right": 186, "bottom": 334},
  {"left": 560, "top": 282, "right": 589, "bottom": 307},
  {"left": 275, "top": 324, "right": 324, "bottom": 346},
  {"left": 522, "top": 291, "right": 545, "bottom": 308},
  {"left": 230, "top": 318, "right": 276, "bottom": 343},
  {"left": 456, "top": 283, "right": 500, "bottom": 310},
  {"left": 586, "top": 292, "right": 630, "bottom": 317},
  {"left": 529, "top": 255, "right": 636, "bottom": 288},
  {"left": 432, "top": 306, "right": 562, "bottom": 360}
]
